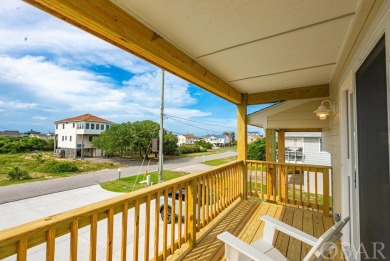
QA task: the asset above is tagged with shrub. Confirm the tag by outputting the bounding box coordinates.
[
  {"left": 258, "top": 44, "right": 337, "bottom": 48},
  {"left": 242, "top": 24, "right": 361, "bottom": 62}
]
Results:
[
  {"left": 42, "top": 161, "right": 79, "bottom": 174},
  {"left": 195, "top": 140, "right": 213, "bottom": 150},
  {"left": 247, "top": 138, "right": 266, "bottom": 160},
  {"left": 32, "top": 152, "right": 44, "bottom": 164},
  {"left": 8, "top": 167, "right": 31, "bottom": 181},
  {"left": 178, "top": 145, "right": 201, "bottom": 154}
]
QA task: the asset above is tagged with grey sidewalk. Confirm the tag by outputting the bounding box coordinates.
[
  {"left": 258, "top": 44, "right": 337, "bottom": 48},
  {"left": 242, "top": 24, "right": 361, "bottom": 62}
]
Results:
[{"left": 0, "top": 151, "right": 236, "bottom": 204}]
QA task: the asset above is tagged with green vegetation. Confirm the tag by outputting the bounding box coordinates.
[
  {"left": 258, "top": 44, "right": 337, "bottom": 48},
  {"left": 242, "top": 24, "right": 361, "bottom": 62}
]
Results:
[
  {"left": 204, "top": 156, "right": 237, "bottom": 166},
  {"left": 194, "top": 140, "right": 213, "bottom": 149},
  {"left": 101, "top": 170, "right": 187, "bottom": 192},
  {"left": 0, "top": 152, "right": 120, "bottom": 186},
  {"left": 8, "top": 167, "right": 31, "bottom": 181},
  {"left": 92, "top": 120, "right": 178, "bottom": 158},
  {"left": 247, "top": 138, "right": 266, "bottom": 160},
  {"left": 0, "top": 136, "right": 54, "bottom": 154},
  {"left": 42, "top": 161, "right": 79, "bottom": 174},
  {"left": 178, "top": 144, "right": 204, "bottom": 154}
]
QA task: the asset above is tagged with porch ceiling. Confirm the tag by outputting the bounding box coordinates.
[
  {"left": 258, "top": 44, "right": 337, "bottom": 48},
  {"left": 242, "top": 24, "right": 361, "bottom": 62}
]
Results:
[
  {"left": 25, "top": 0, "right": 384, "bottom": 105},
  {"left": 112, "top": 0, "right": 357, "bottom": 94}
]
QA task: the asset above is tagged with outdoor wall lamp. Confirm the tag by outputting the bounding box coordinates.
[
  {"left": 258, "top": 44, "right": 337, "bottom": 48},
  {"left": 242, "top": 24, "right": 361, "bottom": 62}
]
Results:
[{"left": 314, "top": 100, "right": 334, "bottom": 120}]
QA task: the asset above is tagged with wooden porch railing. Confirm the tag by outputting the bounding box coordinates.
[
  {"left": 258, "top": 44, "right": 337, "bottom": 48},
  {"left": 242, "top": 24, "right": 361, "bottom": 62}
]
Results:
[
  {"left": 0, "top": 161, "right": 244, "bottom": 261},
  {"left": 246, "top": 160, "right": 332, "bottom": 216}
]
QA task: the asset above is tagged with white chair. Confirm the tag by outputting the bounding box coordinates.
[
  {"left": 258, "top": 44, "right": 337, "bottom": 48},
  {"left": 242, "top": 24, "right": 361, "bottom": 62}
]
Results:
[{"left": 218, "top": 215, "right": 350, "bottom": 261}]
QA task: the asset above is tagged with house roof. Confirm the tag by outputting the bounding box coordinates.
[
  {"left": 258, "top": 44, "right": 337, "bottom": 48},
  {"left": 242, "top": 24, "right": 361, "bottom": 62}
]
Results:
[
  {"left": 55, "top": 114, "right": 113, "bottom": 124},
  {"left": 180, "top": 134, "right": 197, "bottom": 138},
  {"left": 204, "top": 134, "right": 225, "bottom": 139}
]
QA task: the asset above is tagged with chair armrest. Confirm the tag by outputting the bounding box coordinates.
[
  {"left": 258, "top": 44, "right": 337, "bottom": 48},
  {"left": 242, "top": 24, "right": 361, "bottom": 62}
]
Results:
[
  {"left": 261, "top": 215, "right": 317, "bottom": 246},
  {"left": 217, "top": 232, "right": 275, "bottom": 261}
]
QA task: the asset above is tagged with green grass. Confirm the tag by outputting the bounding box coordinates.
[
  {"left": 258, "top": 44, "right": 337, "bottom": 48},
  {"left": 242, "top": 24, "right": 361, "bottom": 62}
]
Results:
[
  {"left": 100, "top": 170, "right": 188, "bottom": 192},
  {"left": 0, "top": 152, "right": 121, "bottom": 186},
  {"left": 203, "top": 156, "right": 237, "bottom": 166},
  {"left": 179, "top": 146, "right": 236, "bottom": 158}
]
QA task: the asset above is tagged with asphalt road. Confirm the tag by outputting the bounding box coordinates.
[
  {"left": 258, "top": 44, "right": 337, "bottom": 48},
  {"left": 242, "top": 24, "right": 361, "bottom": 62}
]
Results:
[{"left": 0, "top": 151, "right": 236, "bottom": 204}]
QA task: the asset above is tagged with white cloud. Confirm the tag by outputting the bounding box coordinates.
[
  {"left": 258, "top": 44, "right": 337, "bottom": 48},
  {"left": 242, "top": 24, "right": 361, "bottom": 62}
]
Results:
[
  {"left": 0, "top": 0, "right": 155, "bottom": 74},
  {"left": 0, "top": 55, "right": 210, "bottom": 120},
  {"left": 33, "top": 116, "right": 47, "bottom": 120},
  {"left": 123, "top": 71, "right": 198, "bottom": 107},
  {"left": 0, "top": 99, "right": 38, "bottom": 109}
]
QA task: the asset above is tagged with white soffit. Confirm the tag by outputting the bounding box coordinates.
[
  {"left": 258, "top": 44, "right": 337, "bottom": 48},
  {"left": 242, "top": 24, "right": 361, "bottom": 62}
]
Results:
[{"left": 112, "top": 0, "right": 358, "bottom": 94}]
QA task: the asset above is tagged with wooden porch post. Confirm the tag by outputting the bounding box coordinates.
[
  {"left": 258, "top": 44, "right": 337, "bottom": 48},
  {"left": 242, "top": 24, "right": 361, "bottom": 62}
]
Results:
[
  {"left": 278, "top": 131, "right": 286, "bottom": 202},
  {"left": 266, "top": 129, "right": 276, "bottom": 200},
  {"left": 237, "top": 93, "right": 247, "bottom": 199}
]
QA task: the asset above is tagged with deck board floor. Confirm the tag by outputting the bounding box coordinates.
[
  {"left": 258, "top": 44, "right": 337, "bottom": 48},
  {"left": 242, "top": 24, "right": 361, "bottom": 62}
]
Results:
[{"left": 181, "top": 199, "right": 344, "bottom": 261}]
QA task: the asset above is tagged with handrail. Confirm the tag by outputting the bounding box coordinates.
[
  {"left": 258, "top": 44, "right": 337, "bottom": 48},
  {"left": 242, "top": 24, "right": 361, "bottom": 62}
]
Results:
[
  {"left": 246, "top": 160, "right": 332, "bottom": 216},
  {"left": 0, "top": 160, "right": 243, "bottom": 260}
]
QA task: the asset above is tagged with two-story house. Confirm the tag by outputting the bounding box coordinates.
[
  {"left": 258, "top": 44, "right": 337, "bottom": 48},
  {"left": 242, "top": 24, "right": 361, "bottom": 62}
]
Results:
[
  {"left": 177, "top": 134, "right": 198, "bottom": 146},
  {"left": 54, "top": 114, "right": 112, "bottom": 158},
  {"left": 203, "top": 134, "right": 231, "bottom": 147}
]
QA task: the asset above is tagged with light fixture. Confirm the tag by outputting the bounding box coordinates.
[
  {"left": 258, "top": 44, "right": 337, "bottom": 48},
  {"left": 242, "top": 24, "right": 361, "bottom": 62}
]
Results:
[{"left": 314, "top": 100, "right": 333, "bottom": 120}]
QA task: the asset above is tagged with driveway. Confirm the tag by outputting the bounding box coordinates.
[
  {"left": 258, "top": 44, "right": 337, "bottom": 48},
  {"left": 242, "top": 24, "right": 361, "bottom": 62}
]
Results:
[{"left": 0, "top": 151, "right": 236, "bottom": 204}]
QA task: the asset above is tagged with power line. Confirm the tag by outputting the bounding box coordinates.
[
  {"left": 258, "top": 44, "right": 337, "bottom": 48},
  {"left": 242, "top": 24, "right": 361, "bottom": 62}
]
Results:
[
  {"left": 164, "top": 114, "right": 236, "bottom": 131},
  {"left": 166, "top": 116, "right": 224, "bottom": 134}
]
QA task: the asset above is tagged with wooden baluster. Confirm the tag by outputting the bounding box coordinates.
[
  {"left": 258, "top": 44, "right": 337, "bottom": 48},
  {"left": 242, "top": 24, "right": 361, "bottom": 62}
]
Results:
[
  {"left": 144, "top": 196, "right": 150, "bottom": 261},
  {"left": 299, "top": 167, "right": 303, "bottom": 207},
  {"left": 90, "top": 213, "right": 98, "bottom": 261},
  {"left": 197, "top": 178, "right": 201, "bottom": 231},
  {"left": 255, "top": 162, "right": 258, "bottom": 196},
  {"left": 188, "top": 179, "right": 197, "bottom": 247},
  {"left": 107, "top": 208, "right": 114, "bottom": 261},
  {"left": 70, "top": 219, "right": 79, "bottom": 261},
  {"left": 121, "top": 203, "right": 129, "bottom": 261},
  {"left": 307, "top": 167, "right": 310, "bottom": 208},
  {"left": 133, "top": 200, "right": 140, "bottom": 261},
  {"left": 171, "top": 185, "right": 176, "bottom": 253},
  {"left": 260, "top": 163, "right": 264, "bottom": 199},
  {"left": 292, "top": 166, "right": 296, "bottom": 205},
  {"left": 205, "top": 175, "right": 210, "bottom": 224},
  {"left": 249, "top": 162, "right": 252, "bottom": 195},
  {"left": 323, "top": 168, "right": 330, "bottom": 217},
  {"left": 222, "top": 168, "right": 226, "bottom": 209},
  {"left": 184, "top": 183, "right": 188, "bottom": 242},
  {"left": 46, "top": 228, "right": 56, "bottom": 261},
  {"left": 277, "top": 164, "right": 282, "bottom": 202},
  {"left": 284, "top": 166, "right": 288, "bottom": 204},
  {"left": 154, "top": 191, "right": 160, "bottom": 260},
  {"left": 213, "top": 172, "right": 216, "bottom": 218},
  {"left": 315, "top": 169, "right": 319, "bottom": 211},
  {"left": 201, "top": 176, "right": 206, "bottom": 228},
  {"left": 163, "top": 189, "right": 168, "bottom": 259},
  {"left": 178, "top": 184, "right": 183, "bottom": 248},
  {"left": 17, "top": 237, "right": 28, "bottom": 261}
]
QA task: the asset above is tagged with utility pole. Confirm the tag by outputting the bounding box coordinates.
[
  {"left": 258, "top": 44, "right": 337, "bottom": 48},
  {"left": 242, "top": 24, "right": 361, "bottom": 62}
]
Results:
[{"left": 158, "top": 69, "right": 165, "bottom": 182}]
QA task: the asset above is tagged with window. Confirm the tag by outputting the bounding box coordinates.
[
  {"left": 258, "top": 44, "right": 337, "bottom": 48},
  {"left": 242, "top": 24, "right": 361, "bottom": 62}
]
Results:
[
  {"left": 91, "top": 124, "right": 95, "bottom": 130},
  {"left": 101, "top": 124, "right": 104, "bottom": 130},
  {"left": 70, "top": 136, "right": 72, "bottom": 142},
  {"left": 65, "top": 136, "right": 67, "bottom": 141},
  {"left": 96, "top": 124, "right": 99, "bottom": 130},
  {"left": 62, "top": 136, "right": 64, "bottom": 141},
  {"left": 62, "top": 124, "right": 65, "bottom": 129},
  {"left": 106, "top": 124, "right": 110, "bottom": 130},
  {"left": 72, "top": 123, "right": 75, "bottom": 128},
  {"left": 56, "top": 124, "right": 58, "bottom": 129},
  {"left": 89, "top": 136, "right": 93, "bottom": 142},
  {"left": 86, "top": 123, "right": 89, "bottom": 129}
]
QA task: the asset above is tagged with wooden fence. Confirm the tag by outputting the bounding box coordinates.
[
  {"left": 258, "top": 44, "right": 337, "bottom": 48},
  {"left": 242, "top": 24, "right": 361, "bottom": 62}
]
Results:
[
  {"left": 246, "top": 160, "right": 332, "bottom": 216},
  {"left": 0, "top": 161, "right": 244, "bottom": 261}
]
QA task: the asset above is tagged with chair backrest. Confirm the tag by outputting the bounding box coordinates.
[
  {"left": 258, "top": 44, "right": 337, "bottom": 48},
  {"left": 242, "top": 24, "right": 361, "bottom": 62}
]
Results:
[{"left": 303, "top": 216, "right": 350, "bottom": 261}]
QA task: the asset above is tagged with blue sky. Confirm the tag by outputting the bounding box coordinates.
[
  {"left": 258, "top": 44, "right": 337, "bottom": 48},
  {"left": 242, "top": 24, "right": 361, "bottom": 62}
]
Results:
[{"left": 0, "top": 1, "right": 267, "bottom": 136}]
